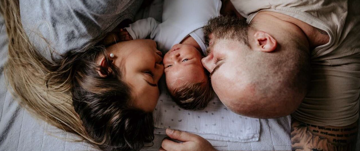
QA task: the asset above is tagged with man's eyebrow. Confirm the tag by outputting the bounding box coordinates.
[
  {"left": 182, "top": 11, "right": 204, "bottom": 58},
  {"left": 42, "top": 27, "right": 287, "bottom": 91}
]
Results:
[
  {"left": 206, "top": 47, "right": 212, "bottom": 55},
  {"left": 210, "top": 61, "right": 223, "bottom": 77},
  {"left": 206, "top": 39, "right": 215, "bottom": 55}
]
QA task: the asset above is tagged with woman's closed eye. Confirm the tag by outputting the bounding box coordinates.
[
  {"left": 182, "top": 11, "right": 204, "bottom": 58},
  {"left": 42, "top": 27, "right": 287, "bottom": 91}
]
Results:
[
  {"left": 143, "top": 71, "right": 158, "bottom": 86},
  {"left": 144, "top": 71, "right": 154, "bottom": 77}
]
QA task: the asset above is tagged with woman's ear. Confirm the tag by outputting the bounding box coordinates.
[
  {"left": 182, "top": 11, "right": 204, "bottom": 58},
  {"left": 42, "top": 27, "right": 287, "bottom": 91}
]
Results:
[
  {"left": 253, "top": 31, "right": 277, "bottom": 52},
  {"left": 97, "top": 56, "right": 109, "bottom": 77}
]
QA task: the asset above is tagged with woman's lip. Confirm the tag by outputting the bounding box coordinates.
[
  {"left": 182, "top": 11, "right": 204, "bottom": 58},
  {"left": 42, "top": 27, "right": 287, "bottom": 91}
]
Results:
[{"left": 156, "top": 50, "right": 163, "bottom": 57}]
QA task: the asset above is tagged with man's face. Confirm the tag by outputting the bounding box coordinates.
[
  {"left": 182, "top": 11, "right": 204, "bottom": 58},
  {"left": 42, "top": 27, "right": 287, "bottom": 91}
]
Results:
[{"left": 201, "top": 35, "right": 253, "bottom": 110}]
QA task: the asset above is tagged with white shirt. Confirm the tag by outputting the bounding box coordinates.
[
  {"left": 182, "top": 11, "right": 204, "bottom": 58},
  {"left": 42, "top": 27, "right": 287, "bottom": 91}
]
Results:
[{"left": 125, "top": 0, "right": 222, "bottom": 55}]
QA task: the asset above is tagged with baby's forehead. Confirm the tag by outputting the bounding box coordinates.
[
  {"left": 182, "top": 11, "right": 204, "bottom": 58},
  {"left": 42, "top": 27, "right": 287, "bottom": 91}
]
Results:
[
  {"left": 167, "top": 76, "right": 207, "bottom": 90},
  {"left": 166, "top": 69, "right": 207, "bottom": 84}
]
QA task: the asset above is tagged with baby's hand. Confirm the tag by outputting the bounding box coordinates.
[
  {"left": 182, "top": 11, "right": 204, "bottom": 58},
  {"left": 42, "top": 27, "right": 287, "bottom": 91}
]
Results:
[
  {"left": 101, "top": 28, "right": 133, "bottom": 46},
  {"left": 118, "top": 28, "right": 133, "bottom": 41}
]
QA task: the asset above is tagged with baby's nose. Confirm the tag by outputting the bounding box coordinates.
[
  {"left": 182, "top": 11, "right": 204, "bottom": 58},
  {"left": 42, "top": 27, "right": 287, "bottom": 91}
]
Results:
[{"left": 175, "top": 53, "right": 180, "bottom": 58}]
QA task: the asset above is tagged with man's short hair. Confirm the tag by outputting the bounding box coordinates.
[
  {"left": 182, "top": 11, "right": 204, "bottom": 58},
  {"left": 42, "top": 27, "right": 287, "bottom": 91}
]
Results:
[
  {"left": 171, "top": 82, "right": 213, "bottom": 110},
  {"left": 204, "top": 16, "right": 249, "bottom": 46},
  {"left": 202, "top": 16, "right": 311, "bottom": 117}
]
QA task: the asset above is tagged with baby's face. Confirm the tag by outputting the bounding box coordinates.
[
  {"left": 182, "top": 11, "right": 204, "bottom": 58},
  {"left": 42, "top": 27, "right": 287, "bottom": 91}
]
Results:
[{"left": 163, "top": 44, "right": 207, "bottom": 94}]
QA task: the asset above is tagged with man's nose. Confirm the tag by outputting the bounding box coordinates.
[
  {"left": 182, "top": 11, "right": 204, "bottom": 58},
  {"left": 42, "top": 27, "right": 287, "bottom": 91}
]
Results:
[{"left": 201, "top": 54, "right": 215, "bottom": 73}]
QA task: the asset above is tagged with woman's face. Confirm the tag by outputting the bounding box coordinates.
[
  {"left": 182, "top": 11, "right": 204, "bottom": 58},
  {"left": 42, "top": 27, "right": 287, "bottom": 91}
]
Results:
[{"left": 97, "top": 39, "right": 164, "bottom": 112}]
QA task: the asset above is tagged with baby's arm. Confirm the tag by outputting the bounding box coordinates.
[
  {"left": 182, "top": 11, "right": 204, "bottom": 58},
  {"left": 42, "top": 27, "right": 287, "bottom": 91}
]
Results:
[
  {"left": 101, "top": 28, "right": 132, "bottom": 46},
  {"left": 101, "top": 17, "right": 159, "bottom": 45},
  {"left": 125, "top": 17, "right": 159, "bottom": 39}
]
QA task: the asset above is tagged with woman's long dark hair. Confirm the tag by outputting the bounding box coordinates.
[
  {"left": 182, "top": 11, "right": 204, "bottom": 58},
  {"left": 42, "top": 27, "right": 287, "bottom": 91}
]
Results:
[
  {"left": 1, "top": 0, "right": 155, "bottom": 150},
  {"left": 66, "top": 47, "right": 155, "bottom": 150}
]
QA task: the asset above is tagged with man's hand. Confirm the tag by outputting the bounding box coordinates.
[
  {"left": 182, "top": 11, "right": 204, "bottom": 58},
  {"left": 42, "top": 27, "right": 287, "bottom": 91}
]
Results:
[{"left": 160, "top": 129, "right": 216, "bottom": 151}]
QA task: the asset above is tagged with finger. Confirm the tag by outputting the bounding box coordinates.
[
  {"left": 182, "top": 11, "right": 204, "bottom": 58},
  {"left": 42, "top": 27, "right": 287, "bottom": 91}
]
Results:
[
  {"left": 161, "top": 138, "right": 183, "bottom": 151},
  {"left": 159, "top": 146, "right": 166, "bottom": 151},
  {"left": 165, "top": 129, "right": 199, "bottom": 142}
]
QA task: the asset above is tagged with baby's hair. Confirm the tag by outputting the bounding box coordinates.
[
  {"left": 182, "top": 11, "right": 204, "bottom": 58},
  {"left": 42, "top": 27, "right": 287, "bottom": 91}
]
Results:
[{"left": 171, "top": 81, "right": 213, "bottom": 110}]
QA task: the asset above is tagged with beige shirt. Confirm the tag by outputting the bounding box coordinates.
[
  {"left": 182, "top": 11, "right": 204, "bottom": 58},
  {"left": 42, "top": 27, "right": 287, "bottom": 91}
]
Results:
[{"left": 231, "top": 0, "right": 360, "bottom": 126}]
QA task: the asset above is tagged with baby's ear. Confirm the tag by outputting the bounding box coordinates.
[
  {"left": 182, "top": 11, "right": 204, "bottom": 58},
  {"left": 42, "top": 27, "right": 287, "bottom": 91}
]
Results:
[
  {"left": 97, "top": 56, "right": 110, "bottom": 77},
  {"left": 253, "top": 31, "right": 277, "bottom": 52}
]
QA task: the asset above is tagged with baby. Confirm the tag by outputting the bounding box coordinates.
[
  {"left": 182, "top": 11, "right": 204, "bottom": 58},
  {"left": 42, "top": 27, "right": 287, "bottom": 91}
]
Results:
[
  {"left": 106, "top": 0, "right": 222, "bottom": 110},
  {"left": 162, "top": 36, "right": 213, "bottom": 110}
]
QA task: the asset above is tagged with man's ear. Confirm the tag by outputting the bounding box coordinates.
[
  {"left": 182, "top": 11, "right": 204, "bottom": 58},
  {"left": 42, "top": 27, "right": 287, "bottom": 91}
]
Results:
[
  {"left": 253, "top": 31, "right": 277, "bottom": 52},
  {"left": 97, "top": 56, "right": 110, "bottom": 78}
]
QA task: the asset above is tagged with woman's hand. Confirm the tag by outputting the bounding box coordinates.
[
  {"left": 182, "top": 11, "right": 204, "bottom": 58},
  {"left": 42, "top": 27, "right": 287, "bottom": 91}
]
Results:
[{"left": 160, "top": 129, "right": 216, "bottom": 151}]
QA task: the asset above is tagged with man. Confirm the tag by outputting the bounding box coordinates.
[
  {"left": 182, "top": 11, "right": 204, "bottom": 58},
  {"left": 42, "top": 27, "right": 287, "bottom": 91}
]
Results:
[{"left": 161, "top": 0, "right": 360, "bottom": 150}]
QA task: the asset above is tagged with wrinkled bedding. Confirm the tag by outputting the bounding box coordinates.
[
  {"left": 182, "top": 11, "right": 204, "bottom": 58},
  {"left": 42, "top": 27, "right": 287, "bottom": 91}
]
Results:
[{"left": 0, "top": 1, "right": 317, "bottom": 150}]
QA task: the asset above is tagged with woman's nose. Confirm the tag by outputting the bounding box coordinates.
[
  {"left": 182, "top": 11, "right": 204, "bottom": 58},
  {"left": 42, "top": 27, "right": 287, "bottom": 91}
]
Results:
[{"left": 201, "top": 54, "right": 215, "bottom": 73}]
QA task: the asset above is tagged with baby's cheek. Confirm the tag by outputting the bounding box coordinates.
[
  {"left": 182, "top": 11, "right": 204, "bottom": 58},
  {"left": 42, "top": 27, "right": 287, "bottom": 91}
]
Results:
[
  {"left": 164, "top": 73, "right": 177, "bottom": 92},
  {"left": 164, "top": 73, "right": 172, "bottom": 85},
  {"left": 163, "top": 52, "right": 171, "bottom": 61}
]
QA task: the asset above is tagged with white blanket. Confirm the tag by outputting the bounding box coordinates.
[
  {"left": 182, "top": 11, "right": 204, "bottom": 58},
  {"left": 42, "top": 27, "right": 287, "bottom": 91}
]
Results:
[{"left": 153, "top": 85, "right": 260, "bottom": 142}]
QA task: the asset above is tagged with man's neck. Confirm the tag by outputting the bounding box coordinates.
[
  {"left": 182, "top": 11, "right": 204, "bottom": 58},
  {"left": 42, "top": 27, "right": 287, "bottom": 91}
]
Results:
[{"left": 253, "top": 11, "right": 329, "bottom": 49}]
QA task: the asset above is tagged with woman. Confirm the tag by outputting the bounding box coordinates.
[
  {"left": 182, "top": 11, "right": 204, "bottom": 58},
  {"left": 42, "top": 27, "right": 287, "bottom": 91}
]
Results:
[{"left": 1, "top": 0, "right": 163, "bottom": 150}]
